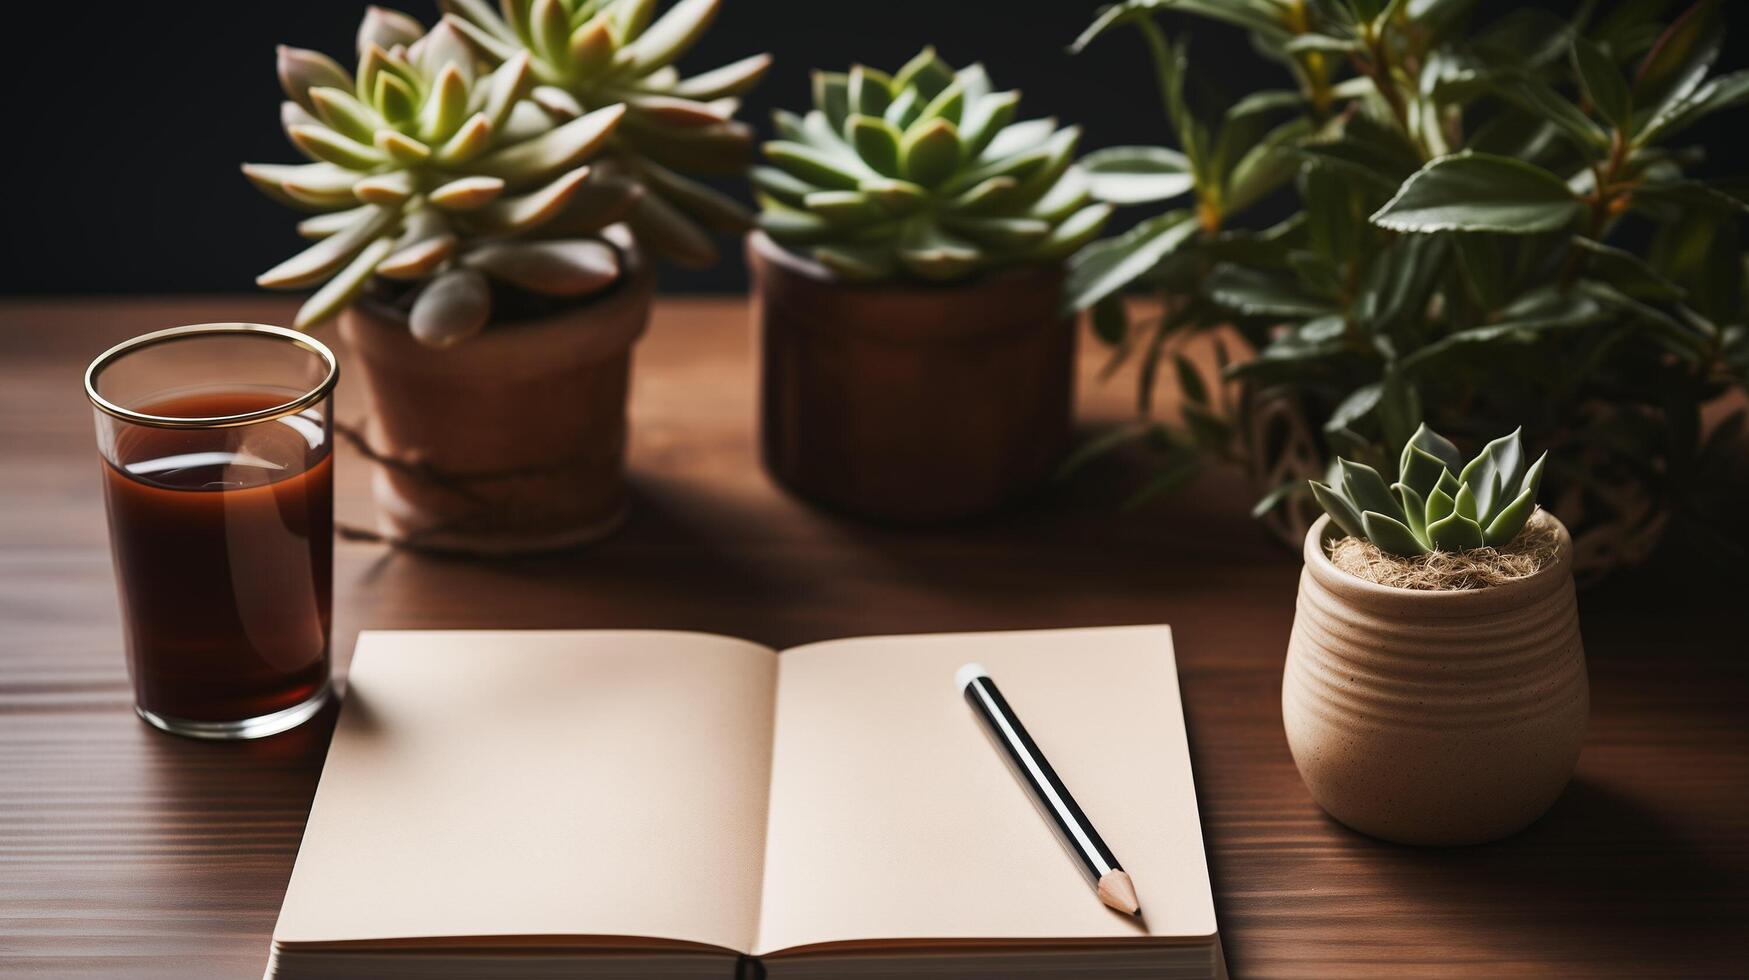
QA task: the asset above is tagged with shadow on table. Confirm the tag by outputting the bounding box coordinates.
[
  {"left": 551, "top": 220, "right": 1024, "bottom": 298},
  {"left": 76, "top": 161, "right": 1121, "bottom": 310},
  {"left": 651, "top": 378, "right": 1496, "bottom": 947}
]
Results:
[
  {"left": 334, "top": 435, "right": 1305, "bottom": 649},
  {"left": 1330, "top": 775, "right": 1742, "bottom": 967}
]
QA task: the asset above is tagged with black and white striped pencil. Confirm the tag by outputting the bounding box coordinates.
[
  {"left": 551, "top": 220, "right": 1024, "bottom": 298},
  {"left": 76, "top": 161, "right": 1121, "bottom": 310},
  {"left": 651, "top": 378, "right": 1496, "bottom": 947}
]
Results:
[{"left": 956, "top": 662, "right": 1141, "bottom": 916}]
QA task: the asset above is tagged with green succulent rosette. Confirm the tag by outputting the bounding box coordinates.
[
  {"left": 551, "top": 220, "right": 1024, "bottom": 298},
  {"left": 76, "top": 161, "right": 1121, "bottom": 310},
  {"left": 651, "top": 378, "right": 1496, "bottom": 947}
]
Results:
[
  {"left": 753, "top": 48, "right": 1113, "bottom": 282},
  {"left": 246, "top": 7, "right": 639, "bottom": 347},
  {"left": 1311, "top": 425, "right": 1548, "bottom": 557},
  {"left": 439, "top": 0, "right": 770, "bottom": 267}
]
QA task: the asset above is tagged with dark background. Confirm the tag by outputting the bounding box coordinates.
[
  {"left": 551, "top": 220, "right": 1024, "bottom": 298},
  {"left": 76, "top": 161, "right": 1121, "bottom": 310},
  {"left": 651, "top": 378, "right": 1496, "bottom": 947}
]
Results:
[{"left": 5, "top": 0, "right": 1746, "bottom": 296}]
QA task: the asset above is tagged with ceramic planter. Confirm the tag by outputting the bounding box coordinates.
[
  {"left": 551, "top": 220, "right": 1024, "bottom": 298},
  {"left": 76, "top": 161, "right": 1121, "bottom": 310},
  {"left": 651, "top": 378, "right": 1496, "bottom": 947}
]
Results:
[
  {"left": 1282, "top": 514, "right": 1589, "bottom": 846},
  {"left": 747, "top": 231, "right": 1075, "bottom": 523},
  {"left": 338, "top": 260, "right": 654, "bottom": 555}
]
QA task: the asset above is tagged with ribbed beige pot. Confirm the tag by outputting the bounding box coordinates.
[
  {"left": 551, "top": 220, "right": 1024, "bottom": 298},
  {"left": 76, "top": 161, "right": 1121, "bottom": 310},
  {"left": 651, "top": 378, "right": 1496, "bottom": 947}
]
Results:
[
  {"left": 1283, "top": 514, "right": 1589, "bottom": 845},
  {"left": 338, "top": 260, "right": 653, "bottom": 555}
]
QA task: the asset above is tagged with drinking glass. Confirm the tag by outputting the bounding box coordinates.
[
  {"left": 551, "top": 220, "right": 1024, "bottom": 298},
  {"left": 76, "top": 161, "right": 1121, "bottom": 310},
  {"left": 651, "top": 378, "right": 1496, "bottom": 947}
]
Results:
[{"left": 85, "top": 324, "right": 338, "bottom": 739}]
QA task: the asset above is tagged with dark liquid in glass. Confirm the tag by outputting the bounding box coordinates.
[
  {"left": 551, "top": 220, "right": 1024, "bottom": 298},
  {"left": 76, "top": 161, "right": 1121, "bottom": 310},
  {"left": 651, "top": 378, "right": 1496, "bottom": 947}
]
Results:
[{"left": 101, "top": 390, "right": 332, "bottom": 722}]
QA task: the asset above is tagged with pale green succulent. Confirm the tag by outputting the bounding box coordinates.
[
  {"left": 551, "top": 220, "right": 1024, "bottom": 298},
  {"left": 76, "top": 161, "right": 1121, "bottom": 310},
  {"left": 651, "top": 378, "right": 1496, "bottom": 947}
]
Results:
[
  {"left": 1310, "top": 425, "right": 1548, "bottom": 558},
  {"left": 753, "top": 48, "right": 1113, "bottom": 282},
  {"left": 246, "top": 7, "right": 637, "bottom": 347},
  {"left": 438, "top": 0, "right": 769, "bottom": 267}
]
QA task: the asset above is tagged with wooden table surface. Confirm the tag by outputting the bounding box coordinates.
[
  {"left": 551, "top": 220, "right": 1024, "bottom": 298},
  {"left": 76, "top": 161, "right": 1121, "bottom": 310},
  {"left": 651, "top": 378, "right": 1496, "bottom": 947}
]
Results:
[{"left": 2, "top": 296, "right": 1745, "bottom": 979}]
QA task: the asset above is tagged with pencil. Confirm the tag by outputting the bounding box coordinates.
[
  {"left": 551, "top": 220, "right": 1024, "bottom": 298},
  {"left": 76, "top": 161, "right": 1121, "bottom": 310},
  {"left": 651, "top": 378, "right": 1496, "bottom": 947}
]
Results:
[{"left": 956, "top": 662, "right": 1141, "bottom": 916}]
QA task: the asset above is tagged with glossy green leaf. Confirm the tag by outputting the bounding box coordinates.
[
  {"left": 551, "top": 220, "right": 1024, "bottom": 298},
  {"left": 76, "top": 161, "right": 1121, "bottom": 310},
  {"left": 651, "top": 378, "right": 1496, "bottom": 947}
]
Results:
[
  {"left": 1395, "top": 482, "right": 1430, "bottom": 546},
  {"left": 1340, "top": 458, "right": 1403, "bottom": 524},
  {"left": 859, "top": 177, "right": 929, "bottom": 212},
  {"left": 1372, "top": 152, "right": 1583, "bottom": 234},
  {"left": 1454, "top": 481, "right": 1479, "bottom": 521},
  {"left": 847, "top": 65, "right": 892, "bottom": 117},
  {"left": 1062, "top": 211, "right": 1199, "bottom": 313},
  {"left": 1398, "top": 447, "right": 1451, "bottom": 499},
  {"left": 256, "top": 205, "right": 395, "bottom": 288},
  {"left": 288, "top": 124, "right": 386, "bottom": 170},
  {"left": 1310, "top": 480, "right": 1366, "bottom": 538},
  {"left": 1363, "top": 511, "right": 1430, "bottom": 557},
  {"left": 803, "top": 190, "right": 880, "bottom": 224},
  {"left": 293, "top": 235, "right": 395, "bottom": 330},
  {"left": 1636, "top": 70, "right": 1749, "bottom": 145},
  {"left": 811, "top": 71, "right": 851, "bottom": 131},
  {"left": 1035, "top": 203, "right": 1113, "bottom": 259},
  {"left": 471, "top": 104, "right": 624, "bottom": 186},
  {"left": 1425, "top": 485, "right": 1457, "bottom": 526},
  {"left": 1426, "top": 512, "right": 1485, "bottom": 551},
  {"left": 1633, "top": 0, "right": 1722, "bottom": 105},
  {"left": 918, "top": 79, "right": 966, "bottom": 127},
  {"left": 618, "top": 0, "right": 720, "bottom": 74},
  {"left": 900, "top": 118, "right": 962, "bottom": 188},
  {"left": 1482, "top": 486, "right": 1536, "bottom": 546},
  {"left": 278, "top": 46, "right": 355, "bottom": 112},
  {"left": 945, "top": 216, "right": 1050, "bottom": 250},
  {"left": 670, "top": 52, "right": 772, "bottom": 100},
  {"left": 957, "top": 92, "right": 1021, "bottom": 160},
  {"left": 1402, "top": 422, "right": 1464, "bottom": 473},
  {"left": 1206, "top": 266, "right": 1339, "bottom": 317},
  {"left": 763, "top": 140, "right": 866, "bottom": 189},
  {"left": 1080, "top": 145, "right": 1195, "bottom": 205},
  {"left": 847, "top": 115, "right": 903, "bottom": 178},
  {"left": 892, "top": 47, "right": 955, "bottom": 100}
]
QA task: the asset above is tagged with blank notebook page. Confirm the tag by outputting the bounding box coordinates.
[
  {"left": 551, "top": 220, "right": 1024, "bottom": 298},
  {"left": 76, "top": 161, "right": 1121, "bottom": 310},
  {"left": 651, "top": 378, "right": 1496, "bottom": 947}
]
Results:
[
  {"left": 754, "top": 624, "right": 1215, "bottom": 955},
  {"left": 272, "top": 630, "right": 778, "bottom": 954}
]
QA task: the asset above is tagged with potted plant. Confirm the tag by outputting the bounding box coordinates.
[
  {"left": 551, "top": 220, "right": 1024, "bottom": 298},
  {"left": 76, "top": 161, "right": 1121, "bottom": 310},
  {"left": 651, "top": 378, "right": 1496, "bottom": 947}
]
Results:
[
  {"left": 247, "top": 3, "right": 763, "bottom": 554},
  {"left": 745, "top": 49, "right": 1115, "bottom": 523},
  {"left": 1065, "top": 0, "right": 1749, "bottom": 580},
  {"left": 1284, "top": 424, "right": 1588, "bottom": 846}
]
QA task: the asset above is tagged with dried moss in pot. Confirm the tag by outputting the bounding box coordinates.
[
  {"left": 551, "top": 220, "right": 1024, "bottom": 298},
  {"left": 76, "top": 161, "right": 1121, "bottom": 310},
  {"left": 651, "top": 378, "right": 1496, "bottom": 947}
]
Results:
[{"left": 1326, "top": 508, "right": 1563, "bottom": 591}]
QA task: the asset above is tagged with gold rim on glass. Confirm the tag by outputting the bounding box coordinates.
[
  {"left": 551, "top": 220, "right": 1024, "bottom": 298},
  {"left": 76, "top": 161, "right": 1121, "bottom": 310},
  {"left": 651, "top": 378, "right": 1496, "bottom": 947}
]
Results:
[{"left": 84, "top": 323, "right": 339, "bottom": 429}]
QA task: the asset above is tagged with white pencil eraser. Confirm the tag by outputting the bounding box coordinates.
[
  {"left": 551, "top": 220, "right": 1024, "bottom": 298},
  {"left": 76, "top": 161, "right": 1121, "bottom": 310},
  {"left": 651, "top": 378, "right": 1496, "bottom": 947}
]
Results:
[{"left": 955, "top": 662, "right": 989, "bottom": 692}]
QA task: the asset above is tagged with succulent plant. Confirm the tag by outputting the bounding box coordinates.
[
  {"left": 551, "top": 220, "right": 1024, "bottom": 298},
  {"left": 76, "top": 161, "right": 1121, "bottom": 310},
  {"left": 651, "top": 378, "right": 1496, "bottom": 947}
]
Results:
[
  {"left": 752, "top": 48, "right": 1114, "bottom": 282},
  {"left": 246, "top": 7, "right": 637, "bottom": 347},
  {"left": 1311, "top": 425, "right": 1548, "bottom": 557},
  {"left": 438, "top": 0, "right": 768, "bottom": 267}
]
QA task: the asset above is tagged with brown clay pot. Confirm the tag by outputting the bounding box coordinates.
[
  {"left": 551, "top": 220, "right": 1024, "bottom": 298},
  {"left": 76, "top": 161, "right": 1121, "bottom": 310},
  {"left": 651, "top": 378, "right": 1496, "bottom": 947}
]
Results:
[
  {"left": 1282, "top": 513, "right": 1589, "bottom": 846},
  {"left": 748, "top": 231, "right": 1075, "bottom": 523},
  {"left": 338, "top": 262, "right": 653, "bottom": 555}
]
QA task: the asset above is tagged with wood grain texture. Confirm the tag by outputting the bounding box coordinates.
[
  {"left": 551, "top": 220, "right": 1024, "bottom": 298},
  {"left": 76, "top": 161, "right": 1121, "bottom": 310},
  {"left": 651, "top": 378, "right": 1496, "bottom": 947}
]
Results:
[{"left": 1, "top": 296, "right": 1745, "bottom": 978}]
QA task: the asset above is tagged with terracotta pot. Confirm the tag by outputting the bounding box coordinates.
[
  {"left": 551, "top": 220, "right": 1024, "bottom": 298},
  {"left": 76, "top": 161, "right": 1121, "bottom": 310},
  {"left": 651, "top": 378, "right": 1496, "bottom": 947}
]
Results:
[
  {"left": 1282, "top": 514, "right": 1589, "bottom": 846},
  {"left": 338, "top": 262, "right": 653, "bottom": 555},
  {"left": 748, "top": 231, "right": 1075, "bottom": 523}
]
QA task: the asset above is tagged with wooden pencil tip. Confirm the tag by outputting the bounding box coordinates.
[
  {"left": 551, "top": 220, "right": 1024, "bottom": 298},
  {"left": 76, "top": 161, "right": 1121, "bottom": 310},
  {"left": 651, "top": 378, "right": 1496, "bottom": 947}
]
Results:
[{"left": 1096, "top": 869, "right": 1140, "bottom": 916}]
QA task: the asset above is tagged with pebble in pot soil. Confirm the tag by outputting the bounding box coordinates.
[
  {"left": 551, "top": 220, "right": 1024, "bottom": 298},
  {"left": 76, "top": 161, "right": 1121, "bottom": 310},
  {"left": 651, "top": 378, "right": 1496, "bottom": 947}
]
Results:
[{"left": 1326, "top": 508, "right": 1563, "bottom": 591}]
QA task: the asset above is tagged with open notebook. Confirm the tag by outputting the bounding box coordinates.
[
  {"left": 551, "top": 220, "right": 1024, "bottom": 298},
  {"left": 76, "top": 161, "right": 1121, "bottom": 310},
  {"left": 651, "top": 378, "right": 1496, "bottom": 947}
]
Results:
[{"left": 266, "top": 626, "right": 1222, "bottom": 979}]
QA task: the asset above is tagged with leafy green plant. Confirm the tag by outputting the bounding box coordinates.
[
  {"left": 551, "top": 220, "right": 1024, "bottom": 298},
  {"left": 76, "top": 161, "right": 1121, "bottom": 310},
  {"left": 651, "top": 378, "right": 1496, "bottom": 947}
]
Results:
[
  {"left": 1312, "top": 424, "right": 1546, "bottom": 555},
  {"left": 440, "top": 0, "right": 768, "bottom": 267},
  {"left": 752, "top": 48, "right": 1113, "bottom": 281},
  {"left": 1068, "top": 0, "right": 1749, "bottom": 573},
  {"left": 247, "top": 8, "right": 632, "bottom": 346}
]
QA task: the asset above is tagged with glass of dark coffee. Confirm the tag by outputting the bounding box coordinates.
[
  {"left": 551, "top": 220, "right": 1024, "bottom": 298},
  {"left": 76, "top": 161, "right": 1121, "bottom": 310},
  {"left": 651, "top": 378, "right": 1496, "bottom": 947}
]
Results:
[{"left": 85, "top": 324, "right": 337, "bottom": 739}]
